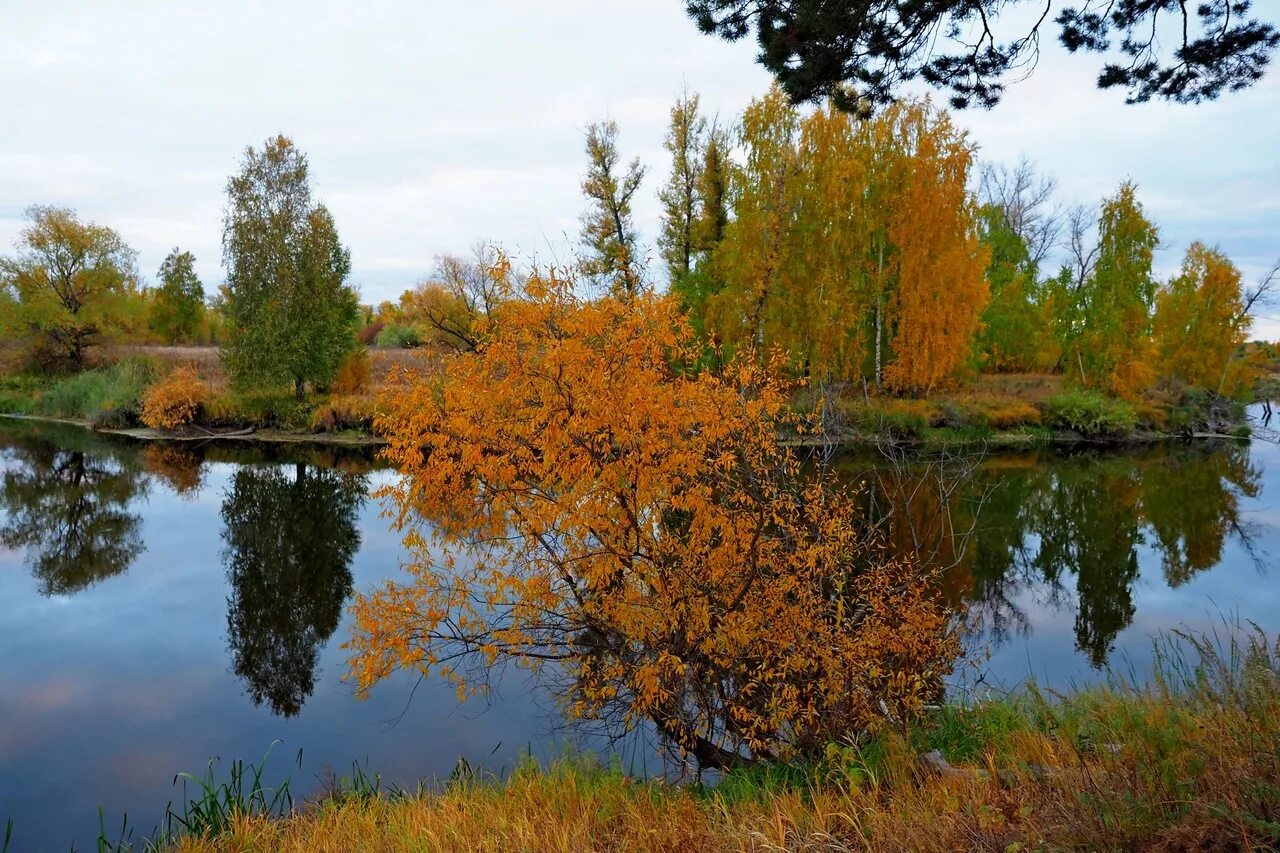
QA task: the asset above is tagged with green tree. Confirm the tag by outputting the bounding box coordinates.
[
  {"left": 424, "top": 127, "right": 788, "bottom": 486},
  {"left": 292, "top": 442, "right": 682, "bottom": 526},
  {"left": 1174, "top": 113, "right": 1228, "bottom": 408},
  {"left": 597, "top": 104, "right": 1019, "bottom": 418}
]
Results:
[
  {"left": 685, "top": 1, "right": 1278, "bottom": 111},
  {"left": 0, "top": 206, "right": 139, "bottom": 370},
  {"left": 1070, "top": 182, "right": 1160, "bottom": 395},
  {"left": 658, "top": 90, "right": 707, "bottom": 287},
  {"left": 151, "top": 248, "right": 205, "bottom": 344},
  {"left": 222, "top": 462, "right": 366, "bottom": 717},
  {"left": 580, "top": 120, "right": 646, "bottom": 298},
  {"left": 221, "top": 136, "right": 360, "bottom": 399},
  {"left": 975, "top": 205, "right": 1045, "bottom": 372},
  {"left": 676, "top": 123, "right": 732, "bottom": 344}
]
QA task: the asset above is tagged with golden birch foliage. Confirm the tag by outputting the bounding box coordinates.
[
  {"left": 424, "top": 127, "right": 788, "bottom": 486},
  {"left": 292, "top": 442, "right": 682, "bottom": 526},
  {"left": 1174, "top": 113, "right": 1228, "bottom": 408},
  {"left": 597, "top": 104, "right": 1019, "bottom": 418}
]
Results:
[
  {"left": 708, "top": 93, "right": 986, "bottom": 392},
  {"left": 1154, "top": 242, "right": 1247, "bottom": 390},
  {"left": 352, "top": 265, "right": 957, "bottom": 767},
  {"left": 880, "top": 105, "right": 988, "bottom": 393},
  {"left": 788, "top": 103, "right": 872, "bottom": 379},
  {"left": 706, "top": 87, "right": 803, "bottom": 356}
]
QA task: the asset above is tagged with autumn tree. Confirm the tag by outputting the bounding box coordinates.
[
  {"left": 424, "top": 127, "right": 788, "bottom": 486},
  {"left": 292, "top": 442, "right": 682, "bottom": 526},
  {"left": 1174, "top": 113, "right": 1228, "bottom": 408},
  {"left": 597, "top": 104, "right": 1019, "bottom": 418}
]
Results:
[
  {"left": 1153, "top": 242, "right": 1248, "bottom": 391},
  {"left": 580, "top": 120, "right": 646, "bottom": 298},
  {"left": 879, "top": 104, "right": 989, "bottom": 393},
  {"left": 658, "top": 90, "right": 708, "bottom": 287},
  {"left": 0, "top": 206, "right": 139, "bottom": 370},
  {"left": 1070, "top": 182, "right": 1160, "bottom": 395},
  {"left": 686, "top": 0, "right": 1279, "bottom": 111},
  {"left": 974, "top": 205, "right": 1047, "bottom": 372},
  {"left": 398, "top": 242, "right": 507, "bottom": 353},
  {"left": 352, "top": 266, "right": 957, "bottom": 769},
  {"left": 675, "top": 122, "right": 734, "bottom": 345},
  {"left": 151, "top": 248, "right": 205, "bottom": 344},
  {"left": 221, "top": 136, "right": 360, "bottom": 399},
  {"left": 706, "top": 88, "right": 802, "bottom": 355},
  {"left": 707, "top": 92, "right": 987, "bottom": 393}
]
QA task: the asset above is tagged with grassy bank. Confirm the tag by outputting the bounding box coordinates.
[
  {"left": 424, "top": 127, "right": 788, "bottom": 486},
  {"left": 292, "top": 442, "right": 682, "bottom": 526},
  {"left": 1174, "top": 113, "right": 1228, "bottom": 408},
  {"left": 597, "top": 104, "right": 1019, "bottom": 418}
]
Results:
[
  {"left": 86, "top": 628, "right": 1276, "bottom": 852},
  {"left": 0, "top": 354, "right": 1254, "bottom": 449}
]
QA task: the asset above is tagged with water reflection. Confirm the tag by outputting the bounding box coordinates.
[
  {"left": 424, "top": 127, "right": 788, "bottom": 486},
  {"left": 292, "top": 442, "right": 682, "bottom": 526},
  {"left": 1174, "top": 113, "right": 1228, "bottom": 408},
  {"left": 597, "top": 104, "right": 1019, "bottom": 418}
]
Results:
[
  {"left": 0, "top": 426, "right": 146, "bottom": 595},
  {"left": 841, "top": 442, "right": 1266, "bottom": 668},
  {"left": 221, "top": 462, "right": 367, "bottom": 717}
]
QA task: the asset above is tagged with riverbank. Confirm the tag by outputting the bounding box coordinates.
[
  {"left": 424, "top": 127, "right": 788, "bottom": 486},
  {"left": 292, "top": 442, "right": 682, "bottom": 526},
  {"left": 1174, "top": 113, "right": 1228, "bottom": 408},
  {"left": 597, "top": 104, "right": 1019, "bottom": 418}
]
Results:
[
  {"left": 0, "top": 364, "right": 1255, "bottom": 451},
  {"left": 163, "top": 628, "right": 1279, "bottom": 852}
]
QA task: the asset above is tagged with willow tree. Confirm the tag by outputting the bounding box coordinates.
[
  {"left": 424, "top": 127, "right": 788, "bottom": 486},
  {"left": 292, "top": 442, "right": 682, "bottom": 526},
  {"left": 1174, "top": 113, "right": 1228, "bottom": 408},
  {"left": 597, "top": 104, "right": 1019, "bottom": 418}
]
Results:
[
  {"left": 221, "top": 136, "right": 359, "bottom": 399},
  {"left": 354, "top": 267, "right": 957, "bottom": 769},
  {"left": 1154, "top": 242, "right": 1248, "bottom": 390}
]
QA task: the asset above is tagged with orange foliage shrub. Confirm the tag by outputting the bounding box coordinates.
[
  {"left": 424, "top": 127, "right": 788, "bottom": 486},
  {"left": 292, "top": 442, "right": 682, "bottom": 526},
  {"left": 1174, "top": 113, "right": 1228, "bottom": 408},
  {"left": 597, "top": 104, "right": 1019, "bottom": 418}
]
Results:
[
  {"left": 140, "top": 366, "right": 209, "bottom": 430},
  {"left": 351, "top": 267, "right": 958, "bottom": 770},
  {"left": 332, "top": 347, "right": 372, "bottom": 395},
  {"left": 988, "top": 403, "right": 1041, "bottom": 429}
]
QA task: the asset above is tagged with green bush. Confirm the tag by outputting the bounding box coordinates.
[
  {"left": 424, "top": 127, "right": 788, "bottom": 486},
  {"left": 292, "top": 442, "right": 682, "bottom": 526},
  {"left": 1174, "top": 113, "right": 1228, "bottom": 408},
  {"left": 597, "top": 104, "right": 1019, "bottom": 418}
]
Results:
[
  {"left": 205, "top": 391, "right": 313, "bottom": 430},
  {"left": 33, "top": 357, "right": 160, "bottom": 425},
  {"left": 375, "top": 324, "right": 421, "bottom": 348},
  {"left": 1040, "top": 389, "right": 1137, "bottom": 437}
]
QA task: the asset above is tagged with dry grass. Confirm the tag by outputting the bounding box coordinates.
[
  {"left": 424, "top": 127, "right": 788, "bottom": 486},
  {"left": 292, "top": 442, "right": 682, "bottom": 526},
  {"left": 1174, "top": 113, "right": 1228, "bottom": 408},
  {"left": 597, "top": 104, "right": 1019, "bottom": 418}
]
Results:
[
  {"left": 100, "top": 345, "right": 440, "bottom": 391},
  {"left": 174, "top": 628, "right": 1280, "bottom": 853}
]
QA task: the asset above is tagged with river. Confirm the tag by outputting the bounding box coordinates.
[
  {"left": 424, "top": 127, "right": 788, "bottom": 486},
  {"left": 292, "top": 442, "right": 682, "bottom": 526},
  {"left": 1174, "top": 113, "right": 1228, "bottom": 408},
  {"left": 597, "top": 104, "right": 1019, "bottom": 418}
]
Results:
[{"left": 0, "top": 418, "right": 1275, "bottom": 849}]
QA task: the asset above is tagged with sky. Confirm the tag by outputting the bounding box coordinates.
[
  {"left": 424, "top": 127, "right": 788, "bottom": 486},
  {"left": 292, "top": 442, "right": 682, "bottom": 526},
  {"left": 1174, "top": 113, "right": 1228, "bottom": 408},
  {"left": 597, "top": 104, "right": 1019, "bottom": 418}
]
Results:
[{"left": 2, "top": 0, "right": 1278, "bottom": 337}]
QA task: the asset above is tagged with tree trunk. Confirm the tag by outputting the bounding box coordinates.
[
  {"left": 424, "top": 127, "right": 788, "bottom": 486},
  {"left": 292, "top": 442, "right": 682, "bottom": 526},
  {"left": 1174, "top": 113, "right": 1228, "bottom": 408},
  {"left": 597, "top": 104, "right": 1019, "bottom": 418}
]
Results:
[{"left": 294, "top": 377, "right": 305, "bottom": 401}]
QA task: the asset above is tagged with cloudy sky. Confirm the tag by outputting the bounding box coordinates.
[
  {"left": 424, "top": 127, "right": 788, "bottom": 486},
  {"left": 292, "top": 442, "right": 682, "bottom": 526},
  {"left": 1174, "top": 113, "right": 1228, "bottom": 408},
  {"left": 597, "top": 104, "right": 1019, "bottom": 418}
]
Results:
[{"left": 3, "top": 1, "right": 1278, "bottom": 335}]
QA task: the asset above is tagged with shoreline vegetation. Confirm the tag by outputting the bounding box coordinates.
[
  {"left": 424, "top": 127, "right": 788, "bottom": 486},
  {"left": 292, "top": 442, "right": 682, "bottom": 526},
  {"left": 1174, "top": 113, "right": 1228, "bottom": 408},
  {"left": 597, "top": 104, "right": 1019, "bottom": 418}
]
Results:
[
  {"left": 0, "top": 349, "right": 1260, "bottom": 452},
  {"left": 72, "top": 626, "right": 1280, "bottom": 852}
]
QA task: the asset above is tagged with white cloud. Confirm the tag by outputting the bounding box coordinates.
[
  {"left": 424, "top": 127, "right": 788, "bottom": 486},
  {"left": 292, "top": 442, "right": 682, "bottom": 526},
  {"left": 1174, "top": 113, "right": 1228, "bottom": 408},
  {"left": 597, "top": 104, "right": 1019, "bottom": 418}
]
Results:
[{"left": 0, "top": 0, "right": 1275, "bottom": 335}]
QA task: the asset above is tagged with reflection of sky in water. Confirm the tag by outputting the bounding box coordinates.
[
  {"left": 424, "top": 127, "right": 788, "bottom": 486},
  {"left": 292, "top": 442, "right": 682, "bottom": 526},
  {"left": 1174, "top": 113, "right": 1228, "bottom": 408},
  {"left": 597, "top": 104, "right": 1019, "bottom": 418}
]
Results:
[
  {"left": 0, "top": 426, "right": 1277, "bottom": 849},
  {"left": 973, "top": 438, "right": 1279, "bottom": 692},
  {"left": 0, "top": 450, "right": 558, "bottom": 850}
]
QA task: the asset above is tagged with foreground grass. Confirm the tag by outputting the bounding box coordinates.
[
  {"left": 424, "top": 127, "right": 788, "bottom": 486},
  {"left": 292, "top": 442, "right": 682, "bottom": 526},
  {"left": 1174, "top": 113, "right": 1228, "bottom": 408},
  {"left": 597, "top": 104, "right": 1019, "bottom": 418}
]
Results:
[{"left": 167, "top": 628, "right": 1280, "bottom": 852}]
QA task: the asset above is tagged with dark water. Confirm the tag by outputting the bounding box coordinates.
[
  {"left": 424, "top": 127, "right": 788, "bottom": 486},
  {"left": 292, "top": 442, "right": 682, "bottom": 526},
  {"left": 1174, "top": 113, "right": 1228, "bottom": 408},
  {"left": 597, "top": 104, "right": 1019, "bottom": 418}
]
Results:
[{"left": 0, "top": 420, "right": 1276, "bottom": 849}]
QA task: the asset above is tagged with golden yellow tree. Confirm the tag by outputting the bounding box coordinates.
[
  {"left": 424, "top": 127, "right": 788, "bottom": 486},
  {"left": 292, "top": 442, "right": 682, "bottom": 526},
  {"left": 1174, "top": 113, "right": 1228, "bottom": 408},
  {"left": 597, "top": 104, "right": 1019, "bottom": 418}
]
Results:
[
  {"left": 705, "top": 88, "right": 802, "bottom": 355},
  {"left": 1154, "top": 242, "right": 1248, "bottom": 391},
  {"left": 880, "top": 104, "right": 988, "bottom": 394},
  {"left": 707, "top": 93, "right": 987, "bottom": 394},
  {"left": 352, "top": 265, "right": 957, "bottom": 768}
]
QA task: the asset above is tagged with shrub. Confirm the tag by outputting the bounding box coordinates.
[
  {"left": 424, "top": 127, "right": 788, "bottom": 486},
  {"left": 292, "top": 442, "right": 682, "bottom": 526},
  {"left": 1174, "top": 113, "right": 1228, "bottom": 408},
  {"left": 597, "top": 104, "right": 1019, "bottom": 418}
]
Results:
[
  {"left": 34, "top": 357, "right": 159, "bottom": 424},
  {"left": 205, "top": 392, "right": 312, "bottom": 430},
  {"left": 140, "top": 366, "right": 210, "bottom": 430},
  {"left": 332, "top": 348, "right": 372, "bottom": 396},
  {"left": 375, "top": 324, "right": 421, "bottom": 348},
  {"left": 310, "top": 394, "right": 378, "bottom": 432},
  {"left": 357, "top": 320, "right": 386, "bottom": 346},
  {"left": 1040, "top": 389, "right": 1137, "bottom": 437},
  {"left": 988, "top": 403, "right": 1041, "bottom": 430},
  {"left": 355, "top": 271, "right": 958, "bottom": 770}
]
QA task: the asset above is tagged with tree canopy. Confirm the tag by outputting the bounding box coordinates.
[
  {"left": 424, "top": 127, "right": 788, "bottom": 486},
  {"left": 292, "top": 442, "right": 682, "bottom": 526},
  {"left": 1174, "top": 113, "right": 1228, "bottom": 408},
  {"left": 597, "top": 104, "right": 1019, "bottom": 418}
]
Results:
[
  {"left": 685, "top": 0, "right": 1279, "bottom": 111},
  {"left": 0, "top": 206, "right": 140, "bottom": 369},
  {"left": 152, "top": 248, "right": 205, "bottom": 344},
  {"left": 221, "top": 135, "right": 360, "bottom": 398}
]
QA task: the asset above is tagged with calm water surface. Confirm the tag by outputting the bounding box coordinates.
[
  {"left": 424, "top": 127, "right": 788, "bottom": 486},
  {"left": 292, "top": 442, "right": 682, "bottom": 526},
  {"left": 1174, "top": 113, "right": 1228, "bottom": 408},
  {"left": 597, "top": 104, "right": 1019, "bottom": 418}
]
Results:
[{"left": 0, "top": 419, "right": 1276, "bottom": 849}]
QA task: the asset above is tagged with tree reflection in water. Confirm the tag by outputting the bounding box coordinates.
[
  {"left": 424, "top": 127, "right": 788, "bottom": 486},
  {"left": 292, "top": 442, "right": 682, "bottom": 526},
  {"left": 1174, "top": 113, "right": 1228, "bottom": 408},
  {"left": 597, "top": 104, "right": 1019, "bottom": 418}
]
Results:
[
  {"left": 838, "top": 441, "right": 1265, "bottom": 668},
  {"left": 0, "top": 426, "right": 146, "bottom": 595},
  {"left": 221, "top": 462, "right": 367, "bottom": 717}
]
